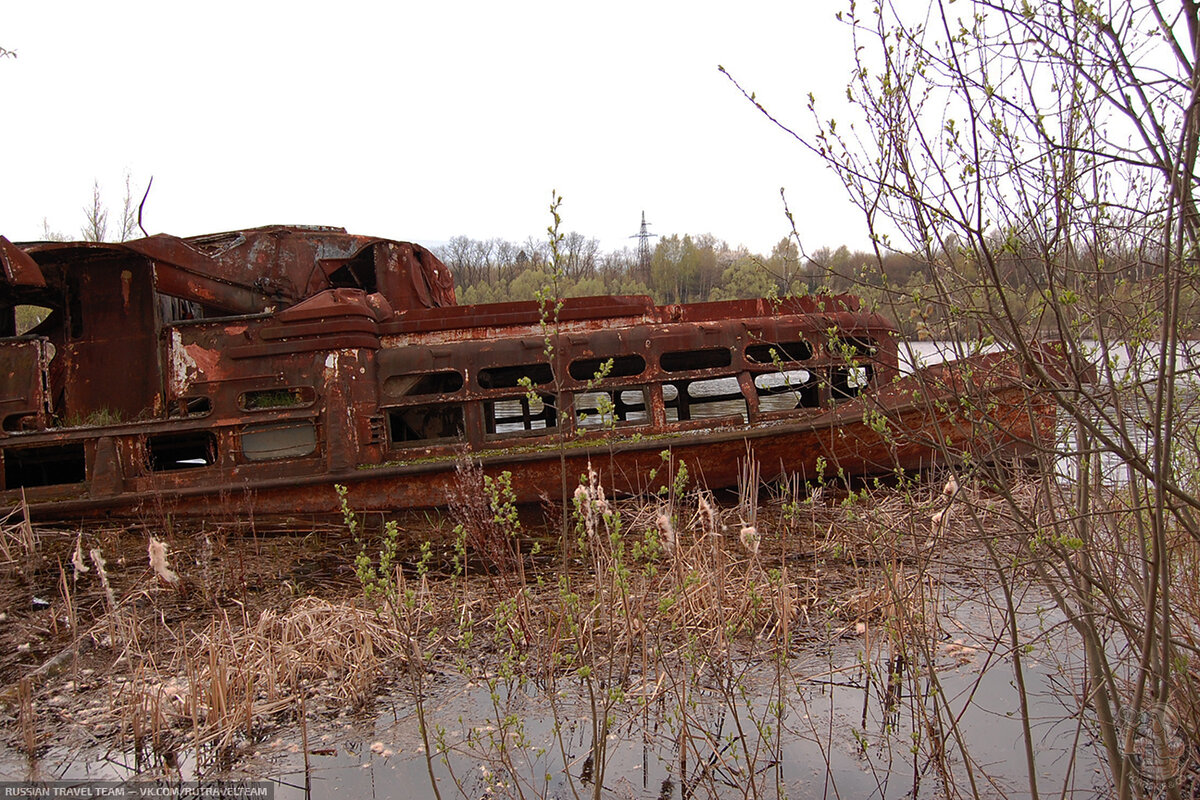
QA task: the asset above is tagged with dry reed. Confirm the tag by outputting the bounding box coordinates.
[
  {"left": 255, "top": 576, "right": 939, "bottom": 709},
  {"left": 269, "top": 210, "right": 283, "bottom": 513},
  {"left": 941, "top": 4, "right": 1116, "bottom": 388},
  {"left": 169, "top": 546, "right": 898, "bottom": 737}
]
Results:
[
  {"left": 17, "top": 677, "right": 35, "bottom": 757},
  {"left": 61, "top": 594, "right": 401, "bottom": 778},
  {"left": 0, "top": 499, "right": 36, "bottom": 568}
]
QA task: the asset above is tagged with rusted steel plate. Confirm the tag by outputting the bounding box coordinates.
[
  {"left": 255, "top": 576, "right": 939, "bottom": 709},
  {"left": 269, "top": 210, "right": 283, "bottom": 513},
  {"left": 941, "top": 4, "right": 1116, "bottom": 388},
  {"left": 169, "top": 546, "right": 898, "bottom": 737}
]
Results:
[
  {"left": 0, "top": 236, "right": 45, "bottom": 286},
  {"left": 0, "top": 351, "right": 1049, "bottom": 521},
  {"left": 0, "top": 225, "right": 1058, "bottom": 524}
]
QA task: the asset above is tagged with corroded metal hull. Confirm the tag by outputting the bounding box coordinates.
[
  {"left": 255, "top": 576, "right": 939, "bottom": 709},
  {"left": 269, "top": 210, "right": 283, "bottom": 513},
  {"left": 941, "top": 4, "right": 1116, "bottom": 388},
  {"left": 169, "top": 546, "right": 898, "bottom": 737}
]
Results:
[{"left": 0, "top": 227, "right": 1056, "bottom": 522}]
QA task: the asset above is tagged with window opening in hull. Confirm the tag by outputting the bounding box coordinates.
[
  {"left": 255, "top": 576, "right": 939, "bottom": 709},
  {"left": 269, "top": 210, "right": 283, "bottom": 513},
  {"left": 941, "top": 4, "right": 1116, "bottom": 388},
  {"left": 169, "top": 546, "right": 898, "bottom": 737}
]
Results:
[
  {"left": 242, "top": 422, "right": 318, "bottom": 461},
  {"left": 568, "top": 354, "right": 646, "bottom": 382},
  {"left": 746, "top": 340, "right": 813, "bottom": 364},
  {"left": 387, "top": 404, "right": 465, "bottom": 444},
  {"left": 4, "top": 443, "right": 86, "bottom": 488},
  {"left": 148, "top": 432, "right": 217, "bottom": 471},
  {"left": 575, "top": 387, "right": 650, "bottom": 428},
  {"left": 325, "top": 246, "right": 378, "bottom": 293},
  {"left": 660, "top": 348, "right": 732, "bottom": 373},
  {"left": 239, "top": 387, "right": 316, "bottom": 412},
  {"left": 755, "top": 369, "right": 820, "bottom": 411},
  {"left": 486, "top": 395, "right": 557, "bottom": 435},
  {"left": 832, "top": 365, "right": 873, "bottom": 401},
  {"left": 478, "top": 363, "right": 554, "bottom": 390},
  {"left": 664, "top": 378, "right": 748, "bottom": 423},
  {"left": 382, "top": 371, "right": 464, "bottom": 400}
]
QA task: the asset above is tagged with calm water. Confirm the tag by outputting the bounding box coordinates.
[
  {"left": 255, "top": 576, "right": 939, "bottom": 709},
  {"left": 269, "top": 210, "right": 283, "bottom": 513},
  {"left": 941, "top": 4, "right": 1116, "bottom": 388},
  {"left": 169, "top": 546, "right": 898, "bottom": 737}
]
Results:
[{"left": 2, "top": 584, "right": 1107, "bottom": 799}]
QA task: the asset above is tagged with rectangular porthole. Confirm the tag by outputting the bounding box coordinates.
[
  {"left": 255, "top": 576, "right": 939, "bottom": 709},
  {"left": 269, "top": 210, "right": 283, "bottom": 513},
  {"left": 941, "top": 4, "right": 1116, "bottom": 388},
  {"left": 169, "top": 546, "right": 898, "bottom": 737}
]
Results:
[
  {"left": 486, "top": 395, "right": 557, "bottom": 435},
  {"left": 575, "top": 387, "right": 650, "bottom": 428},
  {"left": 660, "top": 348, "right": 732, "bottom": 372},
  {"left": 568, "top": 354, "right": 646, "bottom": 381},
  {"left": 239, "top": 387, "right": 316, "bottom": 412},
  {"left": 147, "top": 432, "right": 217, "bottom": 471},
  {"left": 478, "top": 363, "right": 553, "bottom": 390},
  {"left": 4, "top": 443, "right": 87, "bottom": 488},
  {"left": 832, "top": 365, "right": 873, "bottom": 401},
  {"left": 664, "top": 378, "right": 747, "bottom": 423},
  {"left": 242, "top": 422, "right": 318, "bottom": 461},
  {"left": 382, "top": 371, "right": 464, "bottom": 401},
  {"left": 387, "top": 404, "right": 465, "bottom": 444},
  {"left": 746, "top": 341, "right": 813, "bottom": 364},
  {"left": 755, "top": 369, "right": 820, "bottom": 411}
]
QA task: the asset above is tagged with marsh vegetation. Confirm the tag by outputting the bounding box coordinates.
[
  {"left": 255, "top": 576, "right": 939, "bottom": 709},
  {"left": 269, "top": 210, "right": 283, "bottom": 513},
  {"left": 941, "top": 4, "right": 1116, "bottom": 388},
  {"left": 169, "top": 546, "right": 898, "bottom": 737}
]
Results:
[{"left": 0, "top": 457, "right": 1190, "bottom": 798}]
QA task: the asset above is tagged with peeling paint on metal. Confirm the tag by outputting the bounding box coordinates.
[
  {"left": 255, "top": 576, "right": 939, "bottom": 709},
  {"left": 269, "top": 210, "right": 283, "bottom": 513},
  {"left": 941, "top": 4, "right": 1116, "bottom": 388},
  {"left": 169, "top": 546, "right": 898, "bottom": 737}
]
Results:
[{"left": 168, "top": 329, "right": 197, "bottom": 396}]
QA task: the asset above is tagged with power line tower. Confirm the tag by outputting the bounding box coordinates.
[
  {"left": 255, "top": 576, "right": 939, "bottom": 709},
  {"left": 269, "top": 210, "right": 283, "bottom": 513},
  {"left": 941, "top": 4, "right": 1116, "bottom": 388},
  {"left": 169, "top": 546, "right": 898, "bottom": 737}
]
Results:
[{"left": 630, "top": 211, "right": 657, "bottom": 280}]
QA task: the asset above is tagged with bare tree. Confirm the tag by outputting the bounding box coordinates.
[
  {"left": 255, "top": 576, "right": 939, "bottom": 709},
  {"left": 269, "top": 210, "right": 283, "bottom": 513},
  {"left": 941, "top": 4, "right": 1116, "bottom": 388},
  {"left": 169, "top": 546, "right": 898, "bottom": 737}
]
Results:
[
  {"left": 81, "top": 179, "right": 108, "bottom": 243},
  {"left": 729, "top": 0, "right": 1200, "bottom": 795},
  {"left": 520, "top": 236, "right": 548, "bottom": 270},
  {"left": 437, "top": 236, "right": 478, "bottom": 288},
  {"left": 494, "top": 238, "right": 523, "bottom": 283},
  {"left": 560, "top": 231, "right": 599, "bottom": 282},
  {"left": 115, "top": 171, "right": 139, "bottom": 242}
]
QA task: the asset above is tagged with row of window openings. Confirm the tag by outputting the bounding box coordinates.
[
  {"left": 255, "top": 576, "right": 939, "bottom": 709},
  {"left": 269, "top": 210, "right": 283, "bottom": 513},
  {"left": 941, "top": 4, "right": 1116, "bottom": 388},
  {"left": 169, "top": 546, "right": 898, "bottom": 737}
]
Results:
[
  {"left": 385, "top": 339, "right": 875, "bottom": 401},
  {"left": 163, "top": 342, "right": 873, "bottom": 421},
  {"left": 2, "top": 423, "right": 318, "bottom": 489},
  {"left": 387, "top": 365, "right": 872, "bottom": 444},
  {"left": 2, "top": 364, "right": 872, "bottom": 487}
]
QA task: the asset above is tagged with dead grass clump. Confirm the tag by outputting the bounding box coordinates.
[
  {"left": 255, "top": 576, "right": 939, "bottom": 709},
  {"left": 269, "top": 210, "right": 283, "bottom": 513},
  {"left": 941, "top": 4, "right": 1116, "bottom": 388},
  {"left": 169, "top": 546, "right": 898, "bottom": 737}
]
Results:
[
  {"left": 179, "top": 596, "right": 401, "bottom": 723},
  {"left": 794, "top": 473, "right": 1040, "bottom": 567},
  {"left": 815, "top": 487, "right": 934, "bottom": 562},
  {"left": 0, "top": 501, "right": 36, "bottom": 569},
  {"left": 838, "top": 563, "right": 940, "bottom": 646},
  {"left": 654, "top": 554, "right": 809, "bottom": 650},
  {"left": 103, "top": 596, "right": 403, "bottom": 769},
  {"left": 233, "top": 596, "right": 403, "bottom": 706}
]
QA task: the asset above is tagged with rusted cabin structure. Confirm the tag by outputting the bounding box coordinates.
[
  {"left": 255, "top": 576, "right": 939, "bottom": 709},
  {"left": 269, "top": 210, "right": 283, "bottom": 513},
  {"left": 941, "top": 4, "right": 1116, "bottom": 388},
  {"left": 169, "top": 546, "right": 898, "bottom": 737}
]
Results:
[{"left": 0, "top": 226, "right": 1047, "bottom": 521}]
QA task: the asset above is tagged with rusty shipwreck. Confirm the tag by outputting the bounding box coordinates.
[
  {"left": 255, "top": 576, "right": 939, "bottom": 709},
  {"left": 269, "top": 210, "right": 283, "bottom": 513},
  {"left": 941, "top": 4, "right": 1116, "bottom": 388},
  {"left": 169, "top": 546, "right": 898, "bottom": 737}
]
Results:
[{"left": 0, "top": 225, "right": 1053, "bottom": 522}]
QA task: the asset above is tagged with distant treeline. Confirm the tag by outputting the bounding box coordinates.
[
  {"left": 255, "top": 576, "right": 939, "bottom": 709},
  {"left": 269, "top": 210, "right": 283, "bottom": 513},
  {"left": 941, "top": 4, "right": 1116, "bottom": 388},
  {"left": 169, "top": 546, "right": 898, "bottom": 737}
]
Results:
[
  {"left": 437, "top": 233, "right": 885, "bottom": 307},
  {"left": 437, "top": 231, "right": 1173, "bottom": 339}
]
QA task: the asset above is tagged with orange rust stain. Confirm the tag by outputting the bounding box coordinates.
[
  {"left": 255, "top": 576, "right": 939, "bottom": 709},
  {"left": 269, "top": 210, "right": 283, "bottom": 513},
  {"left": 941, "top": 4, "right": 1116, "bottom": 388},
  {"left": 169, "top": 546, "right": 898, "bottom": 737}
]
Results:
[{"left": 184, "top": 343, "right": 221, "bottom": 378}]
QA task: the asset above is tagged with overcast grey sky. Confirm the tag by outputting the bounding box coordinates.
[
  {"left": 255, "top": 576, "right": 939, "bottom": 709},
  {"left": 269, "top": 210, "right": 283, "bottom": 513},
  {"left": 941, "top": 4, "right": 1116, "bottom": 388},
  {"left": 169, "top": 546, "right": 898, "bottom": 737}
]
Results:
[{"left": 4, "top": 1, "right": 872, "bottom": 255}]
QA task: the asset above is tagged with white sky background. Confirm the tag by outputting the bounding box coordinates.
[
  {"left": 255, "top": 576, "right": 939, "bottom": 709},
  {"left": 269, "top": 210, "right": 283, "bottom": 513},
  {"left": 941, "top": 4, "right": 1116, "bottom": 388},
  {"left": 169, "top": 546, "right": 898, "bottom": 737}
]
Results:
[{"left": 3, "top": 1, "right": 874, "bottom": 256}]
